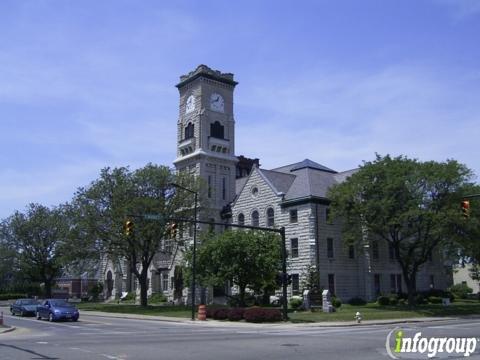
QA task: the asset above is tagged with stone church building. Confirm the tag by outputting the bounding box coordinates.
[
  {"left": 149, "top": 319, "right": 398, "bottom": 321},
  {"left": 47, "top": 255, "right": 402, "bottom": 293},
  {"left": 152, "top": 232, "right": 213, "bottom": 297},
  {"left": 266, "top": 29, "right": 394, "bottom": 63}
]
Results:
[{"left": 101, "top": 65, "right": 450, "bottom": 303}]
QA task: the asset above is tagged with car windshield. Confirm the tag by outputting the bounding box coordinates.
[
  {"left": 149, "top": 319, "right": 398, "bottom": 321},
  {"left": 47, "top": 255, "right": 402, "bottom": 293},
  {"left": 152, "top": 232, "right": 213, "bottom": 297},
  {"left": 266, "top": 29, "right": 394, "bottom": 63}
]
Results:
[
  {"left": 20, "top": 299, "right": 39, "bottom": 305},
  {"left": 50, "top": 300, "right": 71, "bottom": 307}
]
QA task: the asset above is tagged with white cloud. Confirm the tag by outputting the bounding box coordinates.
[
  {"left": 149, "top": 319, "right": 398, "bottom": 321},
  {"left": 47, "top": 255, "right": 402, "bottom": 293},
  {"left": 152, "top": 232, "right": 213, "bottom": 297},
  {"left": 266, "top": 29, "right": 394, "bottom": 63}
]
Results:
[
  {"left": 236, "top": 64, "right": 480, "bottom": 179},
  {"left": 0, "top": 160, "right": 105, "bottom": 217},
  {"left": 433, "top": 0, "right": 480, "bottom": 20}
]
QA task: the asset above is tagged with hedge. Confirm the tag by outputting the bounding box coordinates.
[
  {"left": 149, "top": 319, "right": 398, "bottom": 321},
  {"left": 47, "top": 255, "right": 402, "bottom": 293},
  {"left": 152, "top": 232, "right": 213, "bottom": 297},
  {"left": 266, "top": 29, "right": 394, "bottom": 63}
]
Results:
[
  {"left": 205, "top": 306, "right": 282, "bottom": 322},
  {"left": 227, "top": 308, "right": 245, "bottom": 321},
  {"left": 244, "top": 307, "right": 282, "bottom": 323}
]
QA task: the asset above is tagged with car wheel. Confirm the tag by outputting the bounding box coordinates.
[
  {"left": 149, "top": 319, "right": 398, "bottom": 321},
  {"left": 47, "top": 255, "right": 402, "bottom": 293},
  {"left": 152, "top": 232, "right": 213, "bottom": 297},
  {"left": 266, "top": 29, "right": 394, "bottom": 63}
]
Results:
[
  {"left": 48, "top": 313, "right": 54, "bottom": 322},
  {"left": 72, "top": 317, "right": 78, "bottom": 322},
  {"left": 36, "top": 312, "right": 42, "bottom": 320}
]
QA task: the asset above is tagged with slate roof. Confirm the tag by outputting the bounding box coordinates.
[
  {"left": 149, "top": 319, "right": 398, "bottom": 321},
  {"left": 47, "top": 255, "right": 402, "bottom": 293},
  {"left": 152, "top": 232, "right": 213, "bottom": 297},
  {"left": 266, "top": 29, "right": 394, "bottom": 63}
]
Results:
[
  {"left": 235, "top": 159, "right": 358, "bottom": 203},
  {"left": 260, "top": 169, "right": 296, "bottom": 194},
  {"left": 289, "top": 159, "right": 337, "bottom": 173}
]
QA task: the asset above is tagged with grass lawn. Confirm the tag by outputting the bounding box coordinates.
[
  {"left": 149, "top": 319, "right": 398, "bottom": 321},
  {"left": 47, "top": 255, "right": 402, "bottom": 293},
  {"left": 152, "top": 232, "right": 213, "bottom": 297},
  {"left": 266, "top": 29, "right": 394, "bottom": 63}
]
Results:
[
  {"left": 76, "top": 300, "right": 480, "bottom": 322},
  {"left": 289, "top": 300, "right": 480, "bottom": 323},
  {"left": 77, "top": 303, "right": 191, "bottom": 318}
]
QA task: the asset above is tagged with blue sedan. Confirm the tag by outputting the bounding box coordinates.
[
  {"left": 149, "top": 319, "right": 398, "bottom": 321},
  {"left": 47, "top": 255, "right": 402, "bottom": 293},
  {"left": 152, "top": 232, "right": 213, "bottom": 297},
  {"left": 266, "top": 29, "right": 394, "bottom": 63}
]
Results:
[
  {"left": 10, "top": 299, "right": 40, "bottom": 316},
  {"left": 36, "top": 299, "right": 79, "bottom": 322}
]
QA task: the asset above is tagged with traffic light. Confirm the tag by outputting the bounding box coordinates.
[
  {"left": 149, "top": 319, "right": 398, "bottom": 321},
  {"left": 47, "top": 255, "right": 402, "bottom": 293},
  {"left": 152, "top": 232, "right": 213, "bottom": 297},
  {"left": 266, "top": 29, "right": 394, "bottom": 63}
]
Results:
[
  {"left": 125, "top": 220, "right": 134, "bottom": 236},
  {"left": 461, "top": 200, "right": 470, "bottom": 219},
  {"left": 275, "top": 272, "right": 283, "bottom": 287},
  {"left": 168, "top": 222, "right": 178, "bottom": 238},
  {"left": 286, "top": 274, "right": 292, "bottom": 285}
]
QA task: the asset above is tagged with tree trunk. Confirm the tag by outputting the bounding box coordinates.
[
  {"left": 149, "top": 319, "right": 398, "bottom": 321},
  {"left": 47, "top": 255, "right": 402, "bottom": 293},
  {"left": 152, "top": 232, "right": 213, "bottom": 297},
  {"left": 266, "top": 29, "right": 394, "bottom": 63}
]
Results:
[
  {"left": 261, "top": 290, "right": 271, "bottom": 306},
  {"left": 405, "top": 274, "right": 417, "bottom": 307},
  {"left": 44, "top": 280, "right": 52, "bottom": 298},
  {"left": 239, "top": 285, "right": 246, "bottom": 307},
  {"left": 139, "top": 271, "right": 148, "bottom": 307}
]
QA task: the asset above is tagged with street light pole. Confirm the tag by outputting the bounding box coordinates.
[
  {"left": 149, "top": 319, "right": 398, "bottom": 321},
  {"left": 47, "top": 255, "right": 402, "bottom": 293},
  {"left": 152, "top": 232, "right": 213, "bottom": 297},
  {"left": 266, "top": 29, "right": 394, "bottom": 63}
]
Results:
[{"left": 168, "top": 183, "right": 198, "bottom": 321}]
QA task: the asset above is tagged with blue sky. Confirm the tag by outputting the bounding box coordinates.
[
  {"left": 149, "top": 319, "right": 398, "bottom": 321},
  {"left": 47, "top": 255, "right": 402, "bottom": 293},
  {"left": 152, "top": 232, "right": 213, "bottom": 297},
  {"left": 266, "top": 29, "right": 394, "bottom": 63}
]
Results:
[{"left": 1, "top": 0, "right": 479, "bottom": 218}]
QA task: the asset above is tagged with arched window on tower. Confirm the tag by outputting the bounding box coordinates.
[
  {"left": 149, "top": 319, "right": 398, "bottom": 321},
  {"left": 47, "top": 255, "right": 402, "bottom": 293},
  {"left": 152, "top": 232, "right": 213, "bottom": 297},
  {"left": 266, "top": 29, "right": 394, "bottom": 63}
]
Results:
[
  {"left": 184, "top": 122, "right": 194, "bottom": 140},
  {"left": 267, "top": 207, "right": 275, "bottom": 227},
  {"left": 210, "top": 121, "right": 224, "bottom": 139},
  {"left": 251, "top": 210, "right": 259, "bottom": 227}
]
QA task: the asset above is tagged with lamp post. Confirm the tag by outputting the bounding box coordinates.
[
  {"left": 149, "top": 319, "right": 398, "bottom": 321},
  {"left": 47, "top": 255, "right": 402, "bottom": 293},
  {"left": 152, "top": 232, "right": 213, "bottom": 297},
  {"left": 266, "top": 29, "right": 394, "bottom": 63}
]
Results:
[{"left": 169, "top": 183, "right": 198, "bottom": 321}]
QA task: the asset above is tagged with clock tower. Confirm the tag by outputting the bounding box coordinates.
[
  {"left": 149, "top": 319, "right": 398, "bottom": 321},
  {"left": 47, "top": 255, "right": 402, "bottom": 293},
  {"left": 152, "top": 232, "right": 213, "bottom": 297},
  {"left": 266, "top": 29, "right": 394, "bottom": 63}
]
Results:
[{"left": 174, "top": 65, "right": 238, "bottom": 221}]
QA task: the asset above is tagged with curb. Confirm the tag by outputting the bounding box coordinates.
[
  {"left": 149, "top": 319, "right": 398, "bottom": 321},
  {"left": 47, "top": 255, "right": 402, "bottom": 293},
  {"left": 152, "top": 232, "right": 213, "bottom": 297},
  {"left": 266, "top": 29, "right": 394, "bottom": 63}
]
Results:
[
  {"left": 0, "top": 326, "right": 16, "bottom": 334},
  {"left": 288, "top": 317, "right": 457, "bottom": 328},
  {"left": 79, "top": 311, "right": 456, "bottom": 328}
]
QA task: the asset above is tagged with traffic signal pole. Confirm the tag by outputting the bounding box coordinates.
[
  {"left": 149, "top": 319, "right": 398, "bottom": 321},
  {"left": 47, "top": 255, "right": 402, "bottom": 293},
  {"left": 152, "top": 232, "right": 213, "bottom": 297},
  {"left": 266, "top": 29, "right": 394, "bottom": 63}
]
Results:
[
  {"left": 138, "top": 214, "right": 289, "bottom": 321},
  {"left": 191, "top": 191, "right": 198, "bottom": 321},
  {"left": 170, "top": 217, "right": 289, "bottom": 321}
]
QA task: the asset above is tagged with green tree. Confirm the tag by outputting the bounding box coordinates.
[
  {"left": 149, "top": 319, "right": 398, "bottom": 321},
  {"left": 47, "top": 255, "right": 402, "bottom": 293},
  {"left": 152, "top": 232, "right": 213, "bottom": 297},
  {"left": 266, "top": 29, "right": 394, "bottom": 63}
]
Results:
[
  {"left": 190, "top": 230, "right": 282, "bottom": 307},
  {"left": 72, "top": 163, "right": 200, "bottom": 307},
  {"left": 0, "top": 239, "right": 17, "bottom": 292},
  {"left": 1, "top": 203, "right": 70, "bottom": 297},
  {"left": 328, "top": 154, "right": 474, "bottom": 306}
]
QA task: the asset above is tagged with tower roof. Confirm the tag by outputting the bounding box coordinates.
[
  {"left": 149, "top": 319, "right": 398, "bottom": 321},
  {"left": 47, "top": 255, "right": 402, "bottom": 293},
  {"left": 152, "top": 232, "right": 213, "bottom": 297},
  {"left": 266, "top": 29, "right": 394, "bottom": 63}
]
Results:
[
  {"left": 289, "top": 159, "right": 337, "bottom": 173},
  {"left": 176, "top": 64, "right": 238, "bottom": 88}
]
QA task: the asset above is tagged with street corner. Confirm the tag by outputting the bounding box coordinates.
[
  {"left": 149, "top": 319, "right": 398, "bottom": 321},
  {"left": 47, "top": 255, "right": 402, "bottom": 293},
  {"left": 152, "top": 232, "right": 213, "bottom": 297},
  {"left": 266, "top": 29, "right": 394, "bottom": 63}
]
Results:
[{"left": 0, "top": 325, "right": 17, "bottom": 334}]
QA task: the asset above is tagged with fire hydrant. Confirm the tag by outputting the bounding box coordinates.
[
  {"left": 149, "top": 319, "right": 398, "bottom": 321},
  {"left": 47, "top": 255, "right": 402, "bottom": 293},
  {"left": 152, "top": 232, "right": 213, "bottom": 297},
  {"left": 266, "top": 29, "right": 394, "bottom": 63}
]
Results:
[{"left": 354, "top": 311, "right": 362, "bottom": 323}]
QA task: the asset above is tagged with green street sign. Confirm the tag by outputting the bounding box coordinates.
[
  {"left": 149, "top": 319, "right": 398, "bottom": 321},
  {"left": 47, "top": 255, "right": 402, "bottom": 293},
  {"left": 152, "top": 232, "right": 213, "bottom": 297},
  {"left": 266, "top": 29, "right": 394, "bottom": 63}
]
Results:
[{"left": 143, "top": 214, "right": 163, "bottom": 221}]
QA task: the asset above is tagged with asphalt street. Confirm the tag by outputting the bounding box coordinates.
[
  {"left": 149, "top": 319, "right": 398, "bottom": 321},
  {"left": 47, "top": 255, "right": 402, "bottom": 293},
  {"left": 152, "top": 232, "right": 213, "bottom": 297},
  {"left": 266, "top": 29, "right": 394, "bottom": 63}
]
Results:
[{"left": 1, "top": 308, "right": 480, "bottom": 360}]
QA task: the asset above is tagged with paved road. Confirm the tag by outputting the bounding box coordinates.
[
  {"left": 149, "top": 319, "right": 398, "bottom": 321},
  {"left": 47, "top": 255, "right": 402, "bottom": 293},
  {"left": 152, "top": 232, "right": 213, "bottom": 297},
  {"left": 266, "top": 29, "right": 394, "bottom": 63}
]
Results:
[{"left": 1, "top": 309, "right": 480, "bottom": 360}]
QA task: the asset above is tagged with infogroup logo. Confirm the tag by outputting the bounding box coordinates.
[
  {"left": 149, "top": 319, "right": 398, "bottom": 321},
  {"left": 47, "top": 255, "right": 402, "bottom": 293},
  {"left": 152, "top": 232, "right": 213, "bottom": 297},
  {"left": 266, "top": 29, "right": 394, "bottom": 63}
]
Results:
[{"left": 385, "top": 328, "right": 478, "bottom": 358}]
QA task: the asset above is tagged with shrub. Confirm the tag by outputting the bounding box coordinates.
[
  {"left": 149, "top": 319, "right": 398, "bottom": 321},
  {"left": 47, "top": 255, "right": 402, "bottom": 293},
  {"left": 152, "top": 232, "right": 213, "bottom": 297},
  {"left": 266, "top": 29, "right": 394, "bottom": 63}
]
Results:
[
  {"left": 121, "top": 292, "right": 136, "bottom": 302},
  {"left": 244, "top": 307, "right": 282, "bottom": 323},
  {"left": 148, "top": 293, "right": 167, "bottom": 304},
  {"left": 449, "top": 283, "right": 473, "bottom": 299},
  {"left": 90, "top": 283, "right": 103, "bottom": 301},
  {"left": 377, "top": 296, "right": 390, "bottom": 306},
  {"left": 263, "top": 308, "right": 282, "bottom": 322},
  {"left": 428, "top": 296, "right": 442, "bottom": 304},
  {"left": 212, "top": 308, "right": 229, "bottom": 320},
  {"left": 415, "top": 294, "right": 426, "bottom": 305},
  {"left": 289, "top": 297, "right": 303, "bottom": 309},
  {"left": 348, "top": 297, "right": 367, "bottom": 306},
  {"left": 421, "top": 289, "right": 455, "bottom": 303},
  {"left": 205, "top": 306, "right": 227, "bottom": 319},
  {"left": 205, "top": 307, "right": 215, "bottom": 318},
  {"left": 331, "top": 297, "right": 342, "bottom": 308},
  {"left": 389, "top": 294, "right": 399, "bottom": 306},
  {"left": 227, "top": 308, "right": 245, "bottom": 321}
]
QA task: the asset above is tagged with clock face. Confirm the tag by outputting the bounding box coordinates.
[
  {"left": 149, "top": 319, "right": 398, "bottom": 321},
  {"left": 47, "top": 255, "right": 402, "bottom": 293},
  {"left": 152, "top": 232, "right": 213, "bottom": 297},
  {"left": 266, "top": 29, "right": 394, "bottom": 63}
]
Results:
[
  {"left": 186, "top": 95, "right": 195, "bottom": 114},
  {"left": 210, "top": 93, "right": 224, "bottom": 112}
]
